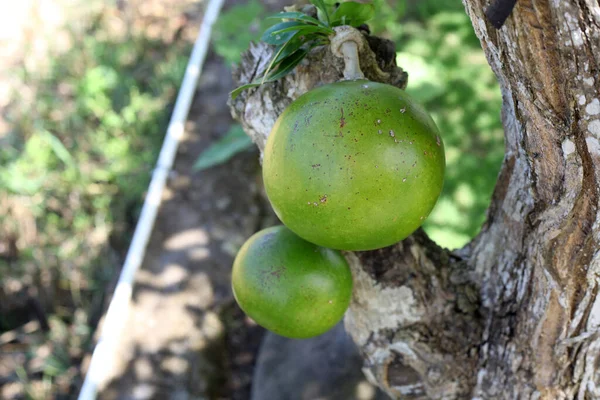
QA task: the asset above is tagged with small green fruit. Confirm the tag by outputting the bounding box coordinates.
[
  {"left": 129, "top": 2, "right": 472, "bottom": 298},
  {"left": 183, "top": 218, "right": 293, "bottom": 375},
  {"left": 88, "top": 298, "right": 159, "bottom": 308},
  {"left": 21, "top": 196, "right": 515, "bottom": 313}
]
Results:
[
  {"left": 232, "top": 225, "right": 353, "bottom": 339},
  {"left": 263, "top": 80, "right": 445, "bottom": 251}
]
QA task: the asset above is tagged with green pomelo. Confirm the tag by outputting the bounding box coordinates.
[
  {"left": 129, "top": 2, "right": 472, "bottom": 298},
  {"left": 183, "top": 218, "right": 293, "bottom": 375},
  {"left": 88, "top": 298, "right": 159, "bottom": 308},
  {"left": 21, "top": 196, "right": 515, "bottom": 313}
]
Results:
[
  {"left": 263, "top": 80, "right": 445, "bottom": 251},
  {"left": 232, "top": 225, "right": 353, "bottom": 339}
]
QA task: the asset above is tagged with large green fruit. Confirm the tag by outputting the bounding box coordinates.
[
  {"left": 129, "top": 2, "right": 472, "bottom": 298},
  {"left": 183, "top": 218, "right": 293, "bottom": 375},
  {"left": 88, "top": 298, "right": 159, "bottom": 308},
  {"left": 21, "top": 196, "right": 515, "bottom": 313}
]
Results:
[
  {"left": 263, "top": 80, "right": 445, "bottom": 251},
  {"left": 232, "top": 225, "right": 353, "bottom": 339}
]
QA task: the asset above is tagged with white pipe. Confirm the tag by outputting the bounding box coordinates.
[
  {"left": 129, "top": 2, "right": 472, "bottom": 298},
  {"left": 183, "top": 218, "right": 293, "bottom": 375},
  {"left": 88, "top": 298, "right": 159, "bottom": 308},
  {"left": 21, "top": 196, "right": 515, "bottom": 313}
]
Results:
[{"left": 77, "top": 0, "right": 224, "bottom": 398}]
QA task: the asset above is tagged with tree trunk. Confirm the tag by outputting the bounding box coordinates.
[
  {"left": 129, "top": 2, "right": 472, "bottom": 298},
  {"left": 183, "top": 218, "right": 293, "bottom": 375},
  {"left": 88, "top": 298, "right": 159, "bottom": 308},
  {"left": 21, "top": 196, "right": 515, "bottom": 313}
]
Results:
[{"left": 229, "top": 1, "right": 600, "bottom": 398}]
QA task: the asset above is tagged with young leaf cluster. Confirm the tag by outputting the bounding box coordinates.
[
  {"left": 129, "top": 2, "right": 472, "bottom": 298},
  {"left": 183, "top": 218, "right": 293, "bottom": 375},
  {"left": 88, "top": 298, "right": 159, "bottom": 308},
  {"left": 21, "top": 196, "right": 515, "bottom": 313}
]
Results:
[{"left": 231, "top": 0, "right": 375, "bottom": 99}]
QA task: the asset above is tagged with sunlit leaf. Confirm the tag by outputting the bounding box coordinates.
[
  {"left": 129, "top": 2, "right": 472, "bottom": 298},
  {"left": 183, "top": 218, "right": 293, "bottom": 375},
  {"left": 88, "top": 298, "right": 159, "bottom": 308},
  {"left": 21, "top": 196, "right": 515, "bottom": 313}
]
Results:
[
  {"left": 40, "top": 130, "right": 75, "bottom": 169},
  {"left": 331, "top": 1, "right": 375, "bottom": 27}
]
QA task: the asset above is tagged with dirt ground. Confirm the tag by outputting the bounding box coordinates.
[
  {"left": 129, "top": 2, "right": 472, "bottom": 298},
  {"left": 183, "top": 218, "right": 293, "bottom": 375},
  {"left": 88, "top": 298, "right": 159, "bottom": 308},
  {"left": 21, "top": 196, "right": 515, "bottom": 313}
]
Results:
[{"left": 98, "top": 52, "right": 274, "bottom": 399}]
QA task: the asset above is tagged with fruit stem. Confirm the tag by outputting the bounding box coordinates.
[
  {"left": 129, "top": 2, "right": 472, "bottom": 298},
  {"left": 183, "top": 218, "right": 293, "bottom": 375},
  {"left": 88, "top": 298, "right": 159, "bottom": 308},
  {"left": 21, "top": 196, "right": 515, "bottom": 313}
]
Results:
[
  {"left": 330, "top": 26, "right": 365, "bottom": 80},
  {"left": 340, "top": 41, "right": 364, "bottom": 80}
]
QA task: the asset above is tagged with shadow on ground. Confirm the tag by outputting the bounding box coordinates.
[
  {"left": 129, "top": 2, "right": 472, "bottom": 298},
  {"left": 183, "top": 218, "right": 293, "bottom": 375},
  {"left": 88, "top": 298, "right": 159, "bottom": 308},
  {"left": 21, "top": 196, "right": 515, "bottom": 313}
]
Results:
[{"left": 99, "top": 53, "right": 272, "bottom": 399}]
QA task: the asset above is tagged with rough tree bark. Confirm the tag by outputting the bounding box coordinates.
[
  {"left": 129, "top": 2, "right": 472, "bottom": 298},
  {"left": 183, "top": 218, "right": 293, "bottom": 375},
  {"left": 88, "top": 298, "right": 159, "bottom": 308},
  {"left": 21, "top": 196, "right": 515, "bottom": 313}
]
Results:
[{"left": 229, "top": 1, "right": 600, "bottom": 398}]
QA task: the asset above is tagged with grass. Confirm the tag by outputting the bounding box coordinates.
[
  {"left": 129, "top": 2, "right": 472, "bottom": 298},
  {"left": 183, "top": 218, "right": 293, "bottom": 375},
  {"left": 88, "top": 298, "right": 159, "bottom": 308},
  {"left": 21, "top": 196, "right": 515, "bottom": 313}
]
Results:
[{"left": 0, "top": 7, "right": 190, "bottom": 398}]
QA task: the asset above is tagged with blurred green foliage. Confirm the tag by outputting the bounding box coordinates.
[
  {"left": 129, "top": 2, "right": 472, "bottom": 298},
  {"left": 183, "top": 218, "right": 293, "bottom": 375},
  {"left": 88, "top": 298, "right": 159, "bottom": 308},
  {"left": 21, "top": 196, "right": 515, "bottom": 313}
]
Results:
[
  {"left": 212, "top": 0, "right": 504, "bottom": 250},
  {"left": 1, "top": 11, "right": 189, "bottom": 395},
  {"left": 213, "top": 0, "right": 272, "bottom": 65},
  {"left": 380, "top": 2, "right": 504, "bottom": 249}
]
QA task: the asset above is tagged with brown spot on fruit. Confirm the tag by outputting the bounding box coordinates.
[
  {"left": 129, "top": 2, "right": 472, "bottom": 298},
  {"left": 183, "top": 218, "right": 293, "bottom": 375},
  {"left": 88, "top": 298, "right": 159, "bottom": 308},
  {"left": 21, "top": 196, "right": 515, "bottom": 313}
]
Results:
[{"left": 269, "top": 265, "right": 286, "bottom": 279}]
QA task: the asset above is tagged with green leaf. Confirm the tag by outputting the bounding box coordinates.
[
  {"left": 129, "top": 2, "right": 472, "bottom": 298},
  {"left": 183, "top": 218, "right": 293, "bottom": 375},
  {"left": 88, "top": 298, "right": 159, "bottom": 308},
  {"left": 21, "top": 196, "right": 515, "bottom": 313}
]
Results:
[
  {"left": 267, "top": 12, "right": 325, "bottom": 27},
  {"left": 193, "top": 125, "right": 254, "bottom": 171},
  {"left": 273, "top": 23, "right": 333, "bottom": 37},
  {"left": 331, "top": 1, "right": 375, "bottom": 27},
  {"left": 40, "top": 130, "right": 75, "bottom": 169},
  {"left": 261, "top": 21, "right": 304, "bottom": 45},
  {"left": 311, "top": 0, "right": 331, "bottom": 25},
  {"left": 273, "top": 35, "right": 306, "bottom": 64},
  {"left": 230, "top": 37, "right": 313, "bottom": 100},
  {"left": 231, "top": 8, "right": 331, "bottom": 100},
  {"left": 265, "top": 47, "right": 309, "bottom": 81},
  {"left": 260, "top": 38, "right": 295, "bottom": 84},
  {"left": 230, "top": 82, "right": 262, "bottom": 100}
]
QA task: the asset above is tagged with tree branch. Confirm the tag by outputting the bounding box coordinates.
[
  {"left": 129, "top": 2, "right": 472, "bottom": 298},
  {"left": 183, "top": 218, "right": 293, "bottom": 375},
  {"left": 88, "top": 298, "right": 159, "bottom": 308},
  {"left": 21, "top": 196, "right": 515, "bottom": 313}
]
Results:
[
  {"left": 344, "top": 231, "right": 482, "bottom": 398},
  {"left": 463, "top": 0, "right": 600, "bottom": 397},
  {"left": 229, "top": 1, "right": 600, "bottom": 397}
]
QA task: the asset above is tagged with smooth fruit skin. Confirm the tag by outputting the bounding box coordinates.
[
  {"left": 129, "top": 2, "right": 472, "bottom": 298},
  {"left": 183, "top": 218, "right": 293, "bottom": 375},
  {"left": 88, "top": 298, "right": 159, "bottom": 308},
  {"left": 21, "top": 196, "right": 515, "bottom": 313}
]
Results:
[
  {"left": 232, "top": 225, "right": 353, "bottom": 339},
  {"left": 263, "top": 80, "right": 445, "bottom": 251}
]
